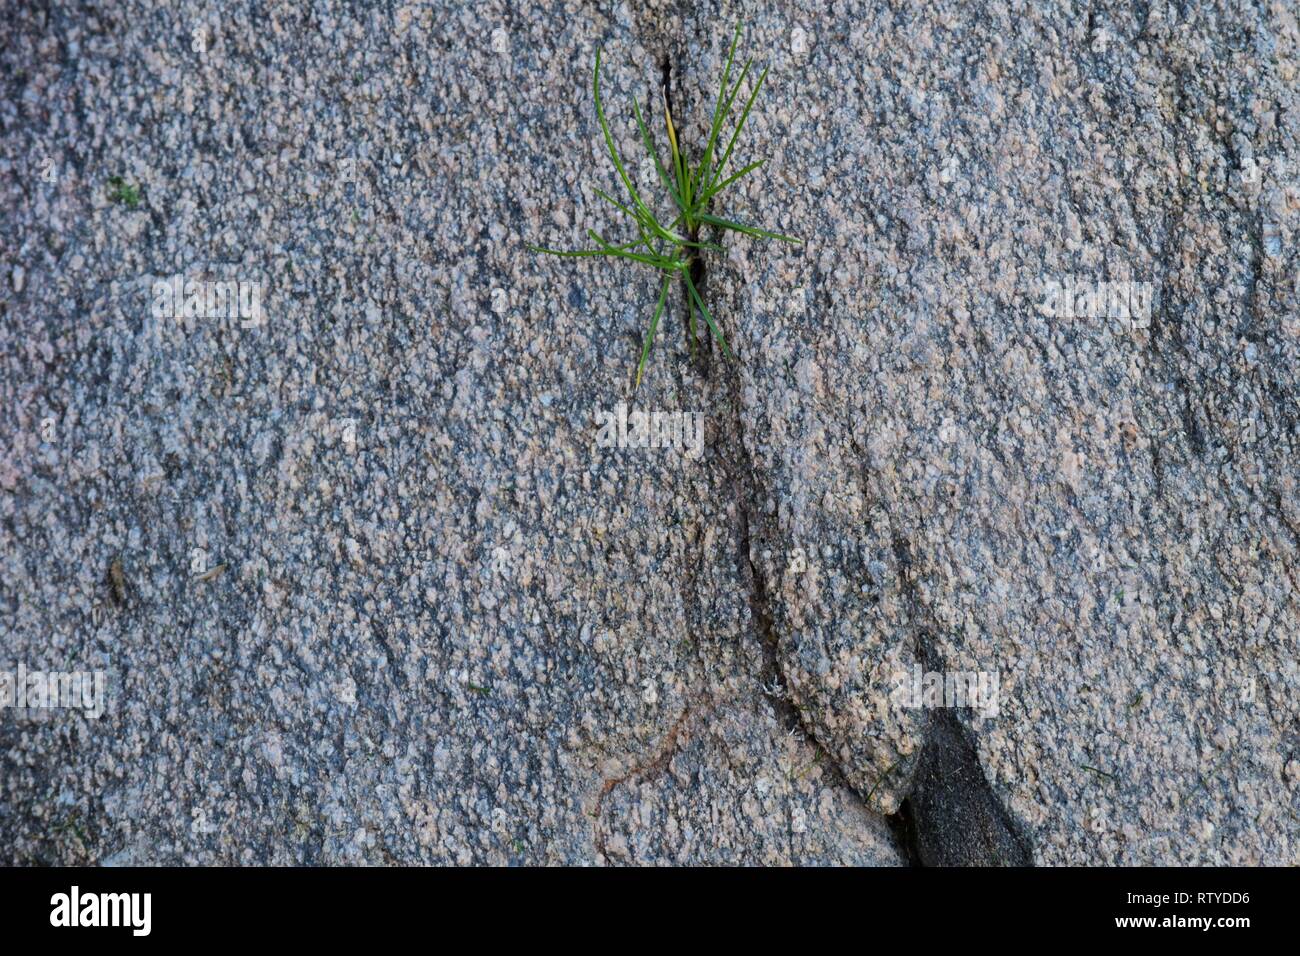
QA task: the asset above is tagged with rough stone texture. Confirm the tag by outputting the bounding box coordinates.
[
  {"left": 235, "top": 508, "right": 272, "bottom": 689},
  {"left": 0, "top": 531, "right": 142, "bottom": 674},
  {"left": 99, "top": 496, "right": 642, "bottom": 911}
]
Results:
[
  {"left": 1, "top": 0, "right": 1296, "bottom": 865},
  {"left": 0, "top": 0, "right": 900, "bottom": 866},
  {"left": 695, "top": 0, "right": 1300, "bottom": 863}
]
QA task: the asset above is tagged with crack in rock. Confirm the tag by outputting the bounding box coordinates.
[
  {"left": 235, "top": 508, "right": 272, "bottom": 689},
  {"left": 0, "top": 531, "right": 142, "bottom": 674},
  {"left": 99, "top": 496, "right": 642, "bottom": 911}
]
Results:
[
  {"left": 591, "top": 703, "right": 702, "bottom": 861},
  {"left": 896, "top": 707, "right": 1034, "bottom": 866}
]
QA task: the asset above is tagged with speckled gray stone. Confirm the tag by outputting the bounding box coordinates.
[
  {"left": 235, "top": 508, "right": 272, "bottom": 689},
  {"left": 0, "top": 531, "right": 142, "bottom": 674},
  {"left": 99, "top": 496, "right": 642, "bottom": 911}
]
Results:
[
  {"left": 1, "top": 0, "right": 1296, "bottom": 866},
  {"left": 689, "top": 0, "right": 1300, "bottom": 863}
]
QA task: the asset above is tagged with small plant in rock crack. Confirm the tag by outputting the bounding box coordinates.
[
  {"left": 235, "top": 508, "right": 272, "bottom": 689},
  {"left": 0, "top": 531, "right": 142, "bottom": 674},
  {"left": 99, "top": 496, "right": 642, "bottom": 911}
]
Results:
[
  {"left": 530, "top": 23, "right": 799, "bottom": 389},
  {"left": 106, "top": 175, "right": 142, "bottom": 209}
]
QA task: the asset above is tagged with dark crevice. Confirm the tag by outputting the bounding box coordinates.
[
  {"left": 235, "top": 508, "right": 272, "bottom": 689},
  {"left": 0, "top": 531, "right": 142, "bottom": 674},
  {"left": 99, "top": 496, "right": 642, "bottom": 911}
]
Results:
[
  {"left": 658, "top": 33, "right": 890, "bottom": 858},
  {"left": 708, "top": 248, "right": 1031, "bottom": 867},
  {"left": 659, "top": 50, "right": 713, "bottom": 371},
  {"left": 885, "top": 550, "right": 1034, "bottom": 866},
  {"left": 659, "top": 55, "right": 673, "bottom": 122},
  {"left": 735, "top": 504, "right": 801, "bottom": 736},
  {"left": 658, "top": 28, "right": 1028, "bottom": 868},
  {"left": 732, "top": 479, "right": 893, "bottom": 856},
  {"left": 701, "top": 286, "right": 869, "bottom": 823},
  {"left": 686, "top": 253, "right": 709, "bottom": 366},
  {"left": 895, "top": 708, "right": 1034, "bottom": 866},
  {"left": 712, "top": 300, "right": 912, "bottom": 858},
  {"left": 892, "top": 796, "right": 923, "bottom": 866}
]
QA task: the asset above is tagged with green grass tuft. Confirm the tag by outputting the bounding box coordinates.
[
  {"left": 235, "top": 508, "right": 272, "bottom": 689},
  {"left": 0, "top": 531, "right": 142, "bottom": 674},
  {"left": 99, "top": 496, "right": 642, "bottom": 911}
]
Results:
[
  {"left": 106, "top": 175, "right": 142, "bottom": 209},
  {"left": 531, "top": 23, "right": 799, "bottom": 390}
]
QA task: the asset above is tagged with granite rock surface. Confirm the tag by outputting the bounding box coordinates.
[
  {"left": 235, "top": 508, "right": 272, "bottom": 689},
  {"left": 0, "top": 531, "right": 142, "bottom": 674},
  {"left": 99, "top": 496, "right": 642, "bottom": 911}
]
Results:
[{"left": 1, "top": 0, "right": 1296, "bottom": 864}]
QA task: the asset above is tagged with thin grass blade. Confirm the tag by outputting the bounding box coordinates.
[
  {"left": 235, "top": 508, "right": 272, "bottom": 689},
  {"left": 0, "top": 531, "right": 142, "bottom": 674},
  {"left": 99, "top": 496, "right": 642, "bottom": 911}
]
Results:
[
  {"left": 698, "top": 158, "right": 765, "bottom": 204},
  {"left": 696, "top": 211, "right": 800, "bottom": 243},
  {"left": 587, "top": 230, "right": 685, "bottom": 270},
  {"left": 697, "top": 59, "right": 751, "bottom": 197},
  {"left": 633, "top": 99, "right": 686, "bottom": 213},
  {"left": 528, "top": 238, "right": 642, "bottom": 258},
  {"left": 694, "top": 23, "right": 744, "bottom": 197},
  {"left": 712, "top": 64, "right": 769, "bottom": 186},
  {"left": 592, "top": 186, "right": 643, "bottom": 222},
  {"left": 685, "top": 271, "right": 734, "bottom": 358},
  {"left": 678, "top": 237, "right": 726, "bottom": 252},
  {"left": 686, "top": 283, "right": 696, "bottom": 355},
  {"left": 635, "top": 276, "right": 672, "bottom": 390},
  {"left": 595, "top": 52, "right": 678, "bottom": 245},
  {"left": 662, "top": 88, "right": 691, "bottom": 216}
]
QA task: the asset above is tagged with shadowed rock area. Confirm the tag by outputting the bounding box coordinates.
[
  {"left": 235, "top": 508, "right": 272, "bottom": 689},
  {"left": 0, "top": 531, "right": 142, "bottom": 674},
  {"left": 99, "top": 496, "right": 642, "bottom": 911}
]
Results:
[
  {"left": 1, "top": 0, "right": 1297, "bottom": 864},
  {"left": 902, "top": 710, "right": 1033, "bottom": 866}
]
